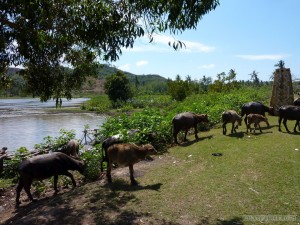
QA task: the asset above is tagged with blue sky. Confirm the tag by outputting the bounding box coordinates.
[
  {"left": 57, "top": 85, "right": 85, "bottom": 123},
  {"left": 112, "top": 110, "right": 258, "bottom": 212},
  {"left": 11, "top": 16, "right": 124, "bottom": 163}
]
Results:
[{"left": 112, "top": 0, "right": 300, "bottom": 82}]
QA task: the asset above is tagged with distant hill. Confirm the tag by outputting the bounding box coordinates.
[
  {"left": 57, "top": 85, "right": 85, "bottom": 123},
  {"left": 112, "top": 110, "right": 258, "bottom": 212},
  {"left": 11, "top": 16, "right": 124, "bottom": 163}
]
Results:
[
  {"left": 7, "top": 64, "right": 168, "bottom": 84},
  {"left": 5, "top": 64, "right": 168, "bottom": 95},
  {"left": 96, "top": 64, "right": 168, "bottom": 84}
]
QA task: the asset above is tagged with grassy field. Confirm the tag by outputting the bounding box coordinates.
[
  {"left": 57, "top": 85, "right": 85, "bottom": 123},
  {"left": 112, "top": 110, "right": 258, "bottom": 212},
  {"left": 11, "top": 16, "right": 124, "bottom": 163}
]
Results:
[
  {"left": 121, "top": 115, "right": 299, "bottom": 224},
  {"left": 1, "top": 115, "right": 299, "bottom": 225}
]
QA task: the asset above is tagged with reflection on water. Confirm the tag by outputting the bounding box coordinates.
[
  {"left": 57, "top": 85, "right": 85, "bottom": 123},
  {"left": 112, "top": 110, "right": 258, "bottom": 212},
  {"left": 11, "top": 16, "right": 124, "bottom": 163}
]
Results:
[{"left": 0, "top": 98, "right": 106, "bottom": 152}]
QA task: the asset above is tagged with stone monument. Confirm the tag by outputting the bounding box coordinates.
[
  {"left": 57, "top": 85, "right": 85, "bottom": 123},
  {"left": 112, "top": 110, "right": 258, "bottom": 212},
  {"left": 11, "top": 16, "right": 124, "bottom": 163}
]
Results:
[{"left": 270, "top": 68, "right": 294, "bottom": 114}]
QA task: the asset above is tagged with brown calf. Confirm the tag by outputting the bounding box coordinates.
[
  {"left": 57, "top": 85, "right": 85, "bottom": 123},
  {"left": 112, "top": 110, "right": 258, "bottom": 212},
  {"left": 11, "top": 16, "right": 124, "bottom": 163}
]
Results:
[
  {"left": 246, "top": 113, "right": 270, "bottom": 133},
  {"left": 106, "top": 143, "right": 157, "bottom": 185}
]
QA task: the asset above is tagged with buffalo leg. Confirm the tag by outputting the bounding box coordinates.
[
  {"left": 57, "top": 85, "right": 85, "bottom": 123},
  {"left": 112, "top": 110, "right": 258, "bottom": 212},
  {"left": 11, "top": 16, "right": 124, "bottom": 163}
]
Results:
[
  {"left": 257, "top": 123, "right": 262, "bottom": 133},
  {"left": 244, "top": 116, "right": 248, "bottom": 127},
  {"left": 184, "top": 129, "right": 188, "bottom": 141},
  {"left": 194, "top": 126, "right": 199, "bottom": 139},
  {"left": 231, "top": 122, "right": 235, "bottom": 133},
  {"left": 252, "top": 123, "right": 256, "bottom": 133},
  {"left": 222, "top": 122, "right": 227, "bottom": 135},
  {"left": 54, "top": 175, "right": 59, "bottom": 192},
  {"left": 283, "top": 118, "right": 290, "bottom": 133},
  {"left": 16, "top": 178, "right": 24, "bottom": 206},
  {"left": 278, "top": 116, "right": 283, "bottom": 132},
  {"left": 173, "top": 131, "right": 179, "bottom": 144},
  {"left": 106, "top": 160, "right": 112, "bottom": 183},
  {"left": 246, "top": 123, "right": 251, "bottom": 133},
  {"left": 23, "top": 179, "right": 35, "bottom": 202},
  {"left": 129, "top": 164, "right": 138, "bottom": 186},
  {"left": 293, "top": 120, "right": 299, "bottom": 133},
  {"left": 63, "top": 171, "right": 76, "bottom": 188}
]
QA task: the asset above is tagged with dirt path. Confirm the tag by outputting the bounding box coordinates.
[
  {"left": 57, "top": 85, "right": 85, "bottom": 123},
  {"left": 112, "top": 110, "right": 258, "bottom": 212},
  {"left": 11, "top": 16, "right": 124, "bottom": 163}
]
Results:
[{"left": 0, "top": 156, "right": 168, "bottom": 225}]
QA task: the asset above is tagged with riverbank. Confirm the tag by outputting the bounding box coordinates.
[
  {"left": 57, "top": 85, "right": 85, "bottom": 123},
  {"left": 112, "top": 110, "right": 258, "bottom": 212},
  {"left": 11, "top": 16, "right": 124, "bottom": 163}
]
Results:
[
  {"left": 0, "top": 98, "right": 106, "bottom": 152},
  {"left": 1, "top": 115, "right": 299, "bottom": 225}
]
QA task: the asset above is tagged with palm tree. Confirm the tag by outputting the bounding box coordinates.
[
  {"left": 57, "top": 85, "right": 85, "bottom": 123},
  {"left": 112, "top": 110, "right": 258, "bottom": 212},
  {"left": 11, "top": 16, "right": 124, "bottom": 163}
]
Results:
[
  {"left": 249, "top": 70, "right": 260, "bottom": 85},
  {"left": 274, "top": 60, "right": 285, "bottom": 69},
  {"left": 227, "top": 69, "right": 237, "bottom": 82}
]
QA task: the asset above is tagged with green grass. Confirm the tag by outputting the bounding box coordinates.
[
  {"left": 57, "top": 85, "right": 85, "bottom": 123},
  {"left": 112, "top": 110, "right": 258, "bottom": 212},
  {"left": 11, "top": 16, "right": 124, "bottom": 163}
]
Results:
[
  {"left": 123, "top": 115, "right": 300, "bottom": 224},
  {"left": 2, "top": 115, "right": 299, "bottom": 225}
]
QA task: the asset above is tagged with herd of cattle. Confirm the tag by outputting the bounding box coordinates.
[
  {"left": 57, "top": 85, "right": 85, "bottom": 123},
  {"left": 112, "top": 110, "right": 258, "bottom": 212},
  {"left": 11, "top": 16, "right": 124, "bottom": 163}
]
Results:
[{"left": 14, "top": 100, "right": 300, "bottom": 208}]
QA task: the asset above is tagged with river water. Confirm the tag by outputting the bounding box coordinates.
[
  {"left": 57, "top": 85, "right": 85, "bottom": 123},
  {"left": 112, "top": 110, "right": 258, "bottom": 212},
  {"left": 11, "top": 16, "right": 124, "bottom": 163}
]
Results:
[{"left": 0, "top": 98, "right": 106, "bottom": 153}]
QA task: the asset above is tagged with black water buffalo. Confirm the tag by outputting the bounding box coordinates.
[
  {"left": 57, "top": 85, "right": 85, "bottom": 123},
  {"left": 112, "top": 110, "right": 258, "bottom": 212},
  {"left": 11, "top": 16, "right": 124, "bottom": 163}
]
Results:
[
  {"left": 294, "top": 98, "right": 300, "bottom": 106},
  {"left": 241, "top": 102, "right": 274, "bottom": 126},
  {"left": 172, "top": 112, "right": 209, "bottom": 144},
  {"left": 16, "top": 152, "right": 84, "bottom": 207},
  {"left": 221, "top": 110, "right": 242, "bottom": 135},
  {"left": 278, "top": 105, "right": 300, "bottom": 133}
]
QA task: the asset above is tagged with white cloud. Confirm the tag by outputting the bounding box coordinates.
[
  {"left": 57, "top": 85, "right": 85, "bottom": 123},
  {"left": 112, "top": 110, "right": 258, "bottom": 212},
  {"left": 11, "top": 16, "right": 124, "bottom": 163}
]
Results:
[
  {"left": 199, "top": 64, "right": 215, "bottom": 69},
  {"left": 236, "top": 54, "right": 288, "bottom": 60},
  {"left": 153, "top": 34, "right": 215, "bottom": 53},
  {"left": 123, "top": 34, "right": 215, "bottom": 53},
  {"left": 118, "top": 64, "right": 131, "bottom": 71},
  {"left": 182, "top": 40, "right": 215, "bottom": 53},
  {"left": 136, "top": 60, "right": 148, "bottom": 67}
]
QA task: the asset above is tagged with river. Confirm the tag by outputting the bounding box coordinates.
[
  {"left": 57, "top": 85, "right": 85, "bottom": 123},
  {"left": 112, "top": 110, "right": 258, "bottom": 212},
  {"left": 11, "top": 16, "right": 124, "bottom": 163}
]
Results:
[{"left": 0, "top": 98, "right": 106, "bottom": 153}]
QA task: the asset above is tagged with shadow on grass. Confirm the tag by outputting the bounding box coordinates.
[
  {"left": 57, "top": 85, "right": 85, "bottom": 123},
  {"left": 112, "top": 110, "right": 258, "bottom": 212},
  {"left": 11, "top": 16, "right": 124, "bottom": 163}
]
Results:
[
  {"left": 104, "top": 179, "right": 163, "bottom": 192},
  {"left": 245, "top": 130, "right": 273, "bottom": 136},
  {"left": 3, "top": 180, "right": 167, "bottom": 225},
  {"left": 278, "top": 129, "right": 300, "bottom": 135},
  {"left": 197, "top": 216, "right": 244, "bottom": 225},
  {"left": 216, "top": 217, "right": 244, "bottom": 225},
  {"left": 179, "top": 135, "right": 214, "bottom": 147},
  {"left": 227, "top": 132, "right": 244, "bottom": 138}
]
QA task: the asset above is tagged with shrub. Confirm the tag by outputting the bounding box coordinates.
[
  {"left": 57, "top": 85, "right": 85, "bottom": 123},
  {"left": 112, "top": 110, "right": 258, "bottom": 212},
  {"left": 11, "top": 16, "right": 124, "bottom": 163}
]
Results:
[{"left": 80, "top": 145, "right": 103, "bottom": 181}]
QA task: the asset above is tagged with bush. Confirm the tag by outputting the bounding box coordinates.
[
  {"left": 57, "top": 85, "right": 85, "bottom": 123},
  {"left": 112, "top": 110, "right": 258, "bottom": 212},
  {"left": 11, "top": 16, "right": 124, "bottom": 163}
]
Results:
[
  {"left": 80, "top": 145, "right": 103, "bottom": 181},
  {"left": 1, "top": 147, "right": 29, "bottom": 179}
]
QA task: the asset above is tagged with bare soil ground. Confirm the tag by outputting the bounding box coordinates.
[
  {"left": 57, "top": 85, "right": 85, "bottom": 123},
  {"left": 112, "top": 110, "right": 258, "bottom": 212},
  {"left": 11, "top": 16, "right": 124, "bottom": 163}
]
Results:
[{"left": 0, "top": 157, "right": 166, "bottom": 225}]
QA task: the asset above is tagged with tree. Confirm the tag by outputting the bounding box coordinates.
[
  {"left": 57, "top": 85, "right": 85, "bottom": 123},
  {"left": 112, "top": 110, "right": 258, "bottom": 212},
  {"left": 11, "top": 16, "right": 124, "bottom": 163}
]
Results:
[
  {"left": 0, "top": 0, "right": 220, "bottom": 101},
  {"left": 274, "top": 60, "right": 285, "bottom": 69},
  {"left": 227, "top": 69, "right": 236, "bottom": 83},
  {"left": 199, "top": 75, "right": 212, "bottom": 93},
  {"left": 167, "top": 77, "right": 190, "bottom": 101},
  {"left": 104, "top": 71, "right": 133, "bottom": 104},
  {"left": 249, "top": 70, "right": 260, "bottom": 85}
]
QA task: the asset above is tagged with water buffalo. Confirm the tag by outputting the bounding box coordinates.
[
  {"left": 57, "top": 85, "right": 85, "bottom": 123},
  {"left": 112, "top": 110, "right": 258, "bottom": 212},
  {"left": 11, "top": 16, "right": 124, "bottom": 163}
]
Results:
[
  {"left": 16, "top": 152, "right": 84, "bottom": 207},
  {"left": 294, "top": 98, "right": 300, "bottom": 106},
  {"left": 241, "top": 102, "right": 274, "bottom": 126},
  {"left": 221, "top": 110, "right": 242, "bottom": 135},
  {"left": 61, "top": 139, "right": 80, "bottom": 159},
  {"left": 278, "top": 105, "right": 300, "bottom": 133},
  {"left": 246, "top": 113, "right": 270, "bottom": 133},
  {"left": 106, "top": 143, "right": 157, "bottom": 185},
  {"left": 172, "top": 112, "right": 209, "bottom": 144},
  {"left": 100, "top": 129, "right": 155, "bottom": 172}
]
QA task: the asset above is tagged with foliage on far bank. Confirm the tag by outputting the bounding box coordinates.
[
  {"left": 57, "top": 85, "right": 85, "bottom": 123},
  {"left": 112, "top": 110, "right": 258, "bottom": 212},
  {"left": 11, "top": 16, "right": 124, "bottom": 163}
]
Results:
[
  {"left": 1, "top": 85, "right": 273, "bottom": 186},
  {"left": 104, "top": 71, "right": 133, "bottom": 107},
  {"left": 97, "top": 85, "right": 272, "bottom": 152}
]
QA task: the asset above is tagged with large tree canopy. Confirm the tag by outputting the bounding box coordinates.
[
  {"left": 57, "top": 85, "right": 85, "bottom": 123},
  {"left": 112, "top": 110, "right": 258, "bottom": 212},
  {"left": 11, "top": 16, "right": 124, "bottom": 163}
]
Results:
[{"left": 0, "top": 0, "right": 219, "bottom": 101}]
